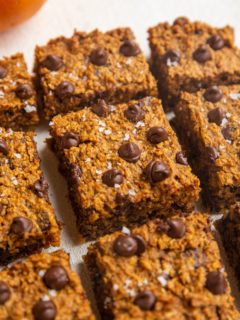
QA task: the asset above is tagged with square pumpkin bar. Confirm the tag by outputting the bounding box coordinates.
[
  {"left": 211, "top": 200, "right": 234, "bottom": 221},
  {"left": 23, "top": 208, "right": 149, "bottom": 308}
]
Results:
[
  {"left": 35, "top": 28, "right": 157, "bottom": 119},
  {"left": 148, "top": 17, "right": 240, "bottom": 110},
  {"left": 50, "top": 97, "right": 200, "bottom": 239},
  {"left": 85, "top": 212, "right": 239, "bottom": 319}
]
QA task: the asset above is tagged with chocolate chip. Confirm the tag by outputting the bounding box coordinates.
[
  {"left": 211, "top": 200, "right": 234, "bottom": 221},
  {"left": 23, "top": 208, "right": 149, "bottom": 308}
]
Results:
[
  {"left": 207, "top": 35, "right": 225, "bottom": 50},
  {"left": 43, "top": 265, "right": 69, "bottom": 290},
  {"left": 42, "top": 55, "right": 64, "bottom": 71},
  {"left": 221, "top": 125, "right": 232, "bottom": 141},
  {"left": 156, "top": 220, "right": 170, "bottom": 233},
  {"left": 163, "top": 50, "right": 181, "bottom": 64},
  {"left": 173, "top": 16, "right": 189, "bottom": 26},
  {"left": 0, "top": 66, "right": 7, "bottom": 79},
  {"left": 205, "top": 146, "right": 219, "bottom": 162},
  {"left": 91, "top": 99, "right": 109, "bottom": 117},
  {"left": 113, "top": 235, "right": 138, "bottom": 257},
  {"left": 147, "top": 127, "right": 168, "bottom": 144},
  {"left": 32, "top": 299, "right": 57, "bottom": 320},
  {"left": 124, "top": 104, "right": 145, "bottom": 123},
  {"left": 71, "top": 164, "right": 82, "bottom": 185},
  {"left": 55, "top": 81, "right": 75, "bottom": 100},
  {"left": 16, "top": 83, "right": 34, "bottom": 99},
  {"left": 120, "top": 40, "right": 140, "bottom": 57},
  {"left": 193, "top": 45, "right": 211, "bottom": 63},
  {"left": 37, "top": 212, "right": 51, "bottom": 233},
  {"left": 176, "top": 151, "right": 188, "bottom": 165},
  {"left": 102, "top": 169, "right": 123, "bottom": 187},
  {"left": 90, "top": 48, "right": 108, "bottom": 66},
  {"left": 207, "top": 107, "right": 225, "bottom": 126},
  {"left": 0, "top": 282, "right": 10, "bottom": 305},
  {"left": 10, "top": 217, "right": 33, "bottom": 236},
  {"left": 167, "top": 219, "right": 186, "bottom": 238},
  {"left": 33, "top": 177, "right": 48, "bottom": 198},
  {"left": 206, "top": 271, "right": 227, "bottom": 295},
  {"left": 61, "top": 132, "right": 80, "bottom": 149},
  {"left": 118, "top": 142, "right": 141, "bottom": 163},
  {"left": 203, "top": 86, "right": 223, "bottom": 103},
  {"left": 0, "top": 138, "right": 8, "bottom": 155},
  {"left": 134, "top": 291, "right": 156, "bottom": 311},
  {"left": 115, "top": 193, "right": 129, "bottom": 206},
  {"left": 133, "top": 235, "right": 147, "bottom": 255},
  {"left": 144, "top": 161, "right": 170, "bottom": 183}
]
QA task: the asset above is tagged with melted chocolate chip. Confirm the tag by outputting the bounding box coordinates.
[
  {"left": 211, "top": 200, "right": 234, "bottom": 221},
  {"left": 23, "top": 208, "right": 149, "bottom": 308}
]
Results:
[
  {"left": 61, "top": 132, "right": 80, "bottom": 149},
  {"left": 32, "top": 299, "right": 57, "bottom": 320},
  {"left": 102, "top": 169, "right": 123, "bottom": 187},
  {"left": 203, "top": 86, "right": 223, "bottom": 103},
  {"left": 118, "top": 142, "right": 141, "bottom": 163},
  {"left": 55, "top": 81, "right": 75, "bottom": 100},
  {"left": 147, "top": 127, "right": 168, "bottom": 144},
  {"left": 163, "top": 50, "right": 181, "bottom": 64},
  {"left": 120, "top": 40, "right": 140, "bottom": 57},
  {"left": 176, "top": 151, "right": 188, "bottom": 165},
  {"left": 206, "top": 271, "right": 227, "bottom": 295},
  {"left": 167, "top": 219, "right": 186, "bottom": 238},
  {"left": 33, "top": 177, "right": 48, "bottom": 198},
  {"left": 207, "top": 35, "right": 225, "bottom": 50},
  {"left": 133, "top": 235, "right": 147, "bottom": 255},
  {"left": 134, "top": 291, "right": 156, "bottom": 310},
  {"left": 43, "top": 265, "right": 69, "bottom": 290},
  {"left": 207, "top": 107, "right": 225, "bottom": 126},
  {"left": 221, "top": 125, "right": 232, "bottom": 141},
  {"left": 42, "top": 55, "right": 64, "bottom": 71},
  {"left": 71, "top": 164, "right": 82, "bottom": 185},
  {"left": 193, "top": 45, "right": 211, "bottom": 63},
  {"left": 205, "top": 146, "right": 219, "bottom": 162},
  {"left": 90, "top": 48, "right": 108, "bottom": 66},
  {"left": 37, "top": 212, "right": 51, "bottom": 233},
  {"left": 10, "top": 217, "right": 33, "bottom": 236},
  {"left": 144, "top": 161, "right": 170, "bottom": 183},
  {"left": 124, "top": 104, "right": 145, "bottom": 123},
  {"left": 0, "top": 138, "right": 8, "bottom": 155},
  {"left": 173, "top": 16, "right": 189, "bottom": 26},
  {"left": 113, "top": 235, "right": 138, "bottom": 257},
  {"left": 0, "top": 282, "right": 10, "bottom": 305},
  {"left": 16, "top": 83, "right": 34, "bottom": 100},
  {"left": 0, "top": 66, "right": 7, "bottom": 79},
  {"left": 91, "top": 99, "right": 109, "bottom": 117}
]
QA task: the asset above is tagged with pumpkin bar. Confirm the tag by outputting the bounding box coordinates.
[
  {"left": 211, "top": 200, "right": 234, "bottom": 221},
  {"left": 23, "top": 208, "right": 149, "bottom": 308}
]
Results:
[
  {"left": 0, "top": 128, "right": 59, "bottom": 264},
  {"left": 148, "top": 17, "right": 240, "bottom": 110},
  {"left": 34, "top": 28, "right": 157, "bottom": 120},
  {"left": 0, "top": 250, "right": 95, "bottom": 319},
  {"left": 84, "top": 212, "right": 239, "bottom": 319},
  {"left": 0, "top": 53, "right": 39, "bottom": 129},
  {"left": 50, "top": 97, "right": 200, "bottom": 239},
  {"left": 174, "top": 85, "right": 240, "bottom": 212}
]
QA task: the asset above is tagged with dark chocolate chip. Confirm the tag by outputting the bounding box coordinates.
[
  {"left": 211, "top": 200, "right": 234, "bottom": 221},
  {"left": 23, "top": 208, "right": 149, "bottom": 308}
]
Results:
[
  {"left": 156, "top": 220, "right": 170, "bottom": 233},
  {"left": 33, "top": 177, "right": 48, "bottom": 198},
  {"left": 115, "top": 193, "right": 129, "bottom": 206},
  {"left": 91, "top": 99, "right": 109, "bottom": 117},
  {"left": 90, "top": 48, "right": 108, "bottom": 66},
  {"left": 147, "top": 127, "right": 168, "bottom": 144},
  {"left": 124, "top": 104, "right": 145, "bottom": 123},
  {"left": 163, "top": 50, "right": 181, "bottom": 64},
  {"left": 0, "top": 282, "right": 10, "bottom": 305},
  {"left": 133, "top": 235, "right": 147, "bottom": 255},
  {"left": 43, "top": 265, "right": 69, "bottom": 290},
  {"left": 71, "top": 164, "right": 82, "bottom": 185},
  {"left": 167, "top": 218, "right": 186, "bottom": 239},
  {"left": 102, "top": 169, "right": 123, "bottom": 187},
  {"left": 206, "top": 271, "right": 227, "bottom": 295},
  {"left": 16, "top": 83, "right": 34, "bottom": 99},
  {"left": 173, "top": 16, "right": 189, "bottom": 26},
  {"left": 205, "top": 146, "right": 219, "bottom": 162},
  {"left": 176, "top": 151, "right": 188, "bottom": 165},
  {"left": 207, "top": 107, "right": 225, "bottom": 126},
  {"left": 113, "top": 235, "right": 138, "bottom": 257},
  {"left": 192, "top": 45, "right": 211, "bottom": 63},
  {"left": 0, "top": 66, "right": 7, "bottom": 79},
  {"left": 134, "top": 291, "right": 156, "bottom": 311},
  {"left": 10, "top": 217, "right": 33, "bottom": 236},
  {"left": 207, "top": 35, "right": 225, "bottom": 50},
  {"left": 120, "top": 40, "right": 140, "bottom": 57},
  {"left": 144, "top": 161, "right": 170, "bottom": 183},
  {"left": 221, "top": 125, "right": 232, "bottom": 141},
  {"left": 61, "top": 132, "right": 80, "bottom": 149},
  {"left": 203, "top": 86, "right": 223, "bottom": 103},
  {"left": 0, "top": 138, "right": 8, "bottom": 155},
  {"left": 32, "top": 299, "right": 57, "bottom": 320},
  {"left": 42, "top": 55, "right": 64, "bottom": 71},
  {"left": 118, "top": 142, "right": 141, "bottom": 163},
  {"left": 55, "top": 81, "right": 75, "bottom": 100}
]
